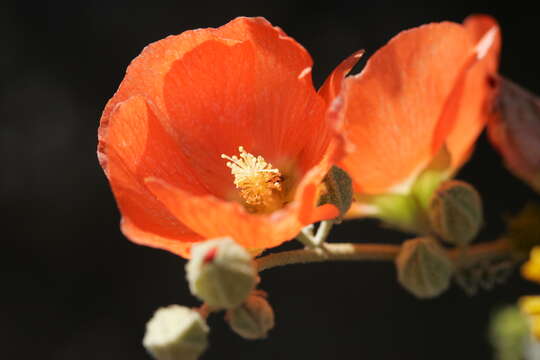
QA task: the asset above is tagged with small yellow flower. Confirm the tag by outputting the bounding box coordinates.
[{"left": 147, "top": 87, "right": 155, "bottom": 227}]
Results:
[
  {"left": 522, "top": 247, "right": 540, "bottom": 283},
  {"left": 520, "top": 296, "right": 540, "bottom": 316}
]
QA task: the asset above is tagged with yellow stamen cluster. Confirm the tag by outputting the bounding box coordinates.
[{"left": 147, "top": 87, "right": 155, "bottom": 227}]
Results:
[{"left": 221, "top": 146, "right": 284, "bottom": 213}]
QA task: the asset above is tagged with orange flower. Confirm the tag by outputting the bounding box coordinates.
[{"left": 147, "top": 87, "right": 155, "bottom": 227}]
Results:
[
  {"left": 98, "top": 17, "right": 360, "bottom": 257},
  {"left": 336, "top": 15, "right": 501, "bottom": 213}
]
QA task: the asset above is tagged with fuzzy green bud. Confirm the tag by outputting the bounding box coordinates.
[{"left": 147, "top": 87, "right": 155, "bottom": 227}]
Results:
[
  {"left": 226, "top": 293, "right": 275, "bottom": 340},
  {"left": 186, "top": 237, "right": 257, "bottom": 309},
  {"left": 429, "top": 180, "right": 483, "bottom": 246},
  {"left": 143, "top": 305, "right": 209, "bottom": 360},
  {"left": 396, "top": 237, "right": 454, "bottom": 298}
]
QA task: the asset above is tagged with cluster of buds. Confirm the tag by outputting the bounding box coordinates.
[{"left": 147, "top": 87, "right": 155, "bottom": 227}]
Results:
[
  {"left": 394, "top": 180, "right": 484, "bottom": 298},
  {"left": 143, "top": 238, "right": 274, "bottom": 360}
]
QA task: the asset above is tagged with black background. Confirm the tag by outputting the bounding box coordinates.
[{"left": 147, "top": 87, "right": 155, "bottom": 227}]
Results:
[{"left": 2, "top": 1, "right": 540, "bottom": 359}]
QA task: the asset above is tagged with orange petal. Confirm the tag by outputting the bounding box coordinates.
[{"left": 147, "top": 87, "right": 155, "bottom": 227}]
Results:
[
  {"left": 464, "top": 14, "right": 501, "bottom": 73},
  {"left": 430, "top": 51, "right": 478, "bottom": 156},
  {"left": 99, "top": 17, "right": 345, "bottom": 256},
  {"left": 296, "top": 178, "right": 340, "bottom": 225},
  {"left": 144, "top": 175, "right": 337, "bottom": 251},
  {"left": 313, "top": 50, "right": 365, "bottom": 174},
  {"left": 160, "top": 33, "right": 329, "bottom": 192},
  {"left": 338, "top": 23, "right": 475, "bottom": 194},
  {"left": 142, "top": 146, "right": 339, "bottom": 252},
  {"left": 162, "top": 38, "right": 258, "bottom": 198},
  {"left": 445, "top": 15, "right": 501, "bottom": 169},
  {"left": 100, "top": 96, "right": 204, "bottom": 256},
  {"left": 103, "top": 17, "right": 333, "bottom": 198},
  {"left": 319, "top": 50, "right": 365, "bottom": 105}
]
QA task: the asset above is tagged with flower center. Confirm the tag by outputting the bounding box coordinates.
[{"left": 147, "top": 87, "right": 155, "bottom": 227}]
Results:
[{"left": 221, "top": 146, "right": 284, "bottom": 213}]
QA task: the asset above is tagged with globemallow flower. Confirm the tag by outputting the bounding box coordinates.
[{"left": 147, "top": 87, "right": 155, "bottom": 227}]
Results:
[{"left": 98, "top": 17, "right": 362, "bottom": 257}]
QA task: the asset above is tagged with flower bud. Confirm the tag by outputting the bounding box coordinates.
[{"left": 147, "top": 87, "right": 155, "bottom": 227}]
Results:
[
  {"left": 143, "top": 305, "right": 209, "bottom": 360},
  {"left": 488, "top": 77, "right": 540, "bottom": 193},
  {"left": 186, "top": 237, "right": 257, "bottom": 309},
  {"left": 226, "top": 293, "right": 275, "bottom": 340},
  {"left": 319, "top": 166, "right": 353, "bottom": 222},
  {"left": 489, "top": 305, "right": 528, "bottom": 360},
  {"left": 395, "top": 237, "right": 454, "bottom": 298},
  {"left": 429, "top": 180, "right": 483, "bottom": 246}
]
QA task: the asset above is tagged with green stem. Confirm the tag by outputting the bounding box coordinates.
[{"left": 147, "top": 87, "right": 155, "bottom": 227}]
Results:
[{"left": 255, "top": 238, "right": 512, "bottom": 272}]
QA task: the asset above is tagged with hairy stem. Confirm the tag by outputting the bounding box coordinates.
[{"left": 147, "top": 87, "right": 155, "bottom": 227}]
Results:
[{"left": 255, "top": 238, "right": 512, "bottom": 272}]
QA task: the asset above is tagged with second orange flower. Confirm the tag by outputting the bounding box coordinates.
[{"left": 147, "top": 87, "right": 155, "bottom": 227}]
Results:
[{"left": 338, "top": 15, "right": 501, "bottom": 232}]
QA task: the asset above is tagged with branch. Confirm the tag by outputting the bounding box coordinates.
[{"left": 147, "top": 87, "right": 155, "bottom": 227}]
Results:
[{"left": 255, "top": 238, "right": 512, "bottom": 272}]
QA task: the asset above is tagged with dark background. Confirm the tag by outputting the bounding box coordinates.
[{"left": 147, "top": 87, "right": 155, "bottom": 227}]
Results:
[{"left": 2, "top": 1, "right": 539, "bottom": 359}]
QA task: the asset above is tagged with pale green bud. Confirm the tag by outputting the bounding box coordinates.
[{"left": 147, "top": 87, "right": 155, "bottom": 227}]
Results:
[
  {"left": 186, "top": 237, "right": 257, "bottom": 309},
  {"left": 429, "top": 180, "right": 483, "bottom": 246},
  {"left": 143, "top": 305, "right": 209, "bottom": 360},
  {"left": 489, "top": 305, "right": 528, "bottom": 360},
  {"left": 226, "top": 293, "right": 275, "bottom": 340},
  {"left": 396, "top": 237, "right": 454, "bottom": 298}
]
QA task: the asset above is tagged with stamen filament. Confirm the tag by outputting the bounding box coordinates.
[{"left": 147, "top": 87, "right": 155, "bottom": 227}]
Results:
[{"left": 221, "top": 146, "right": 284, "bottom": 213}]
